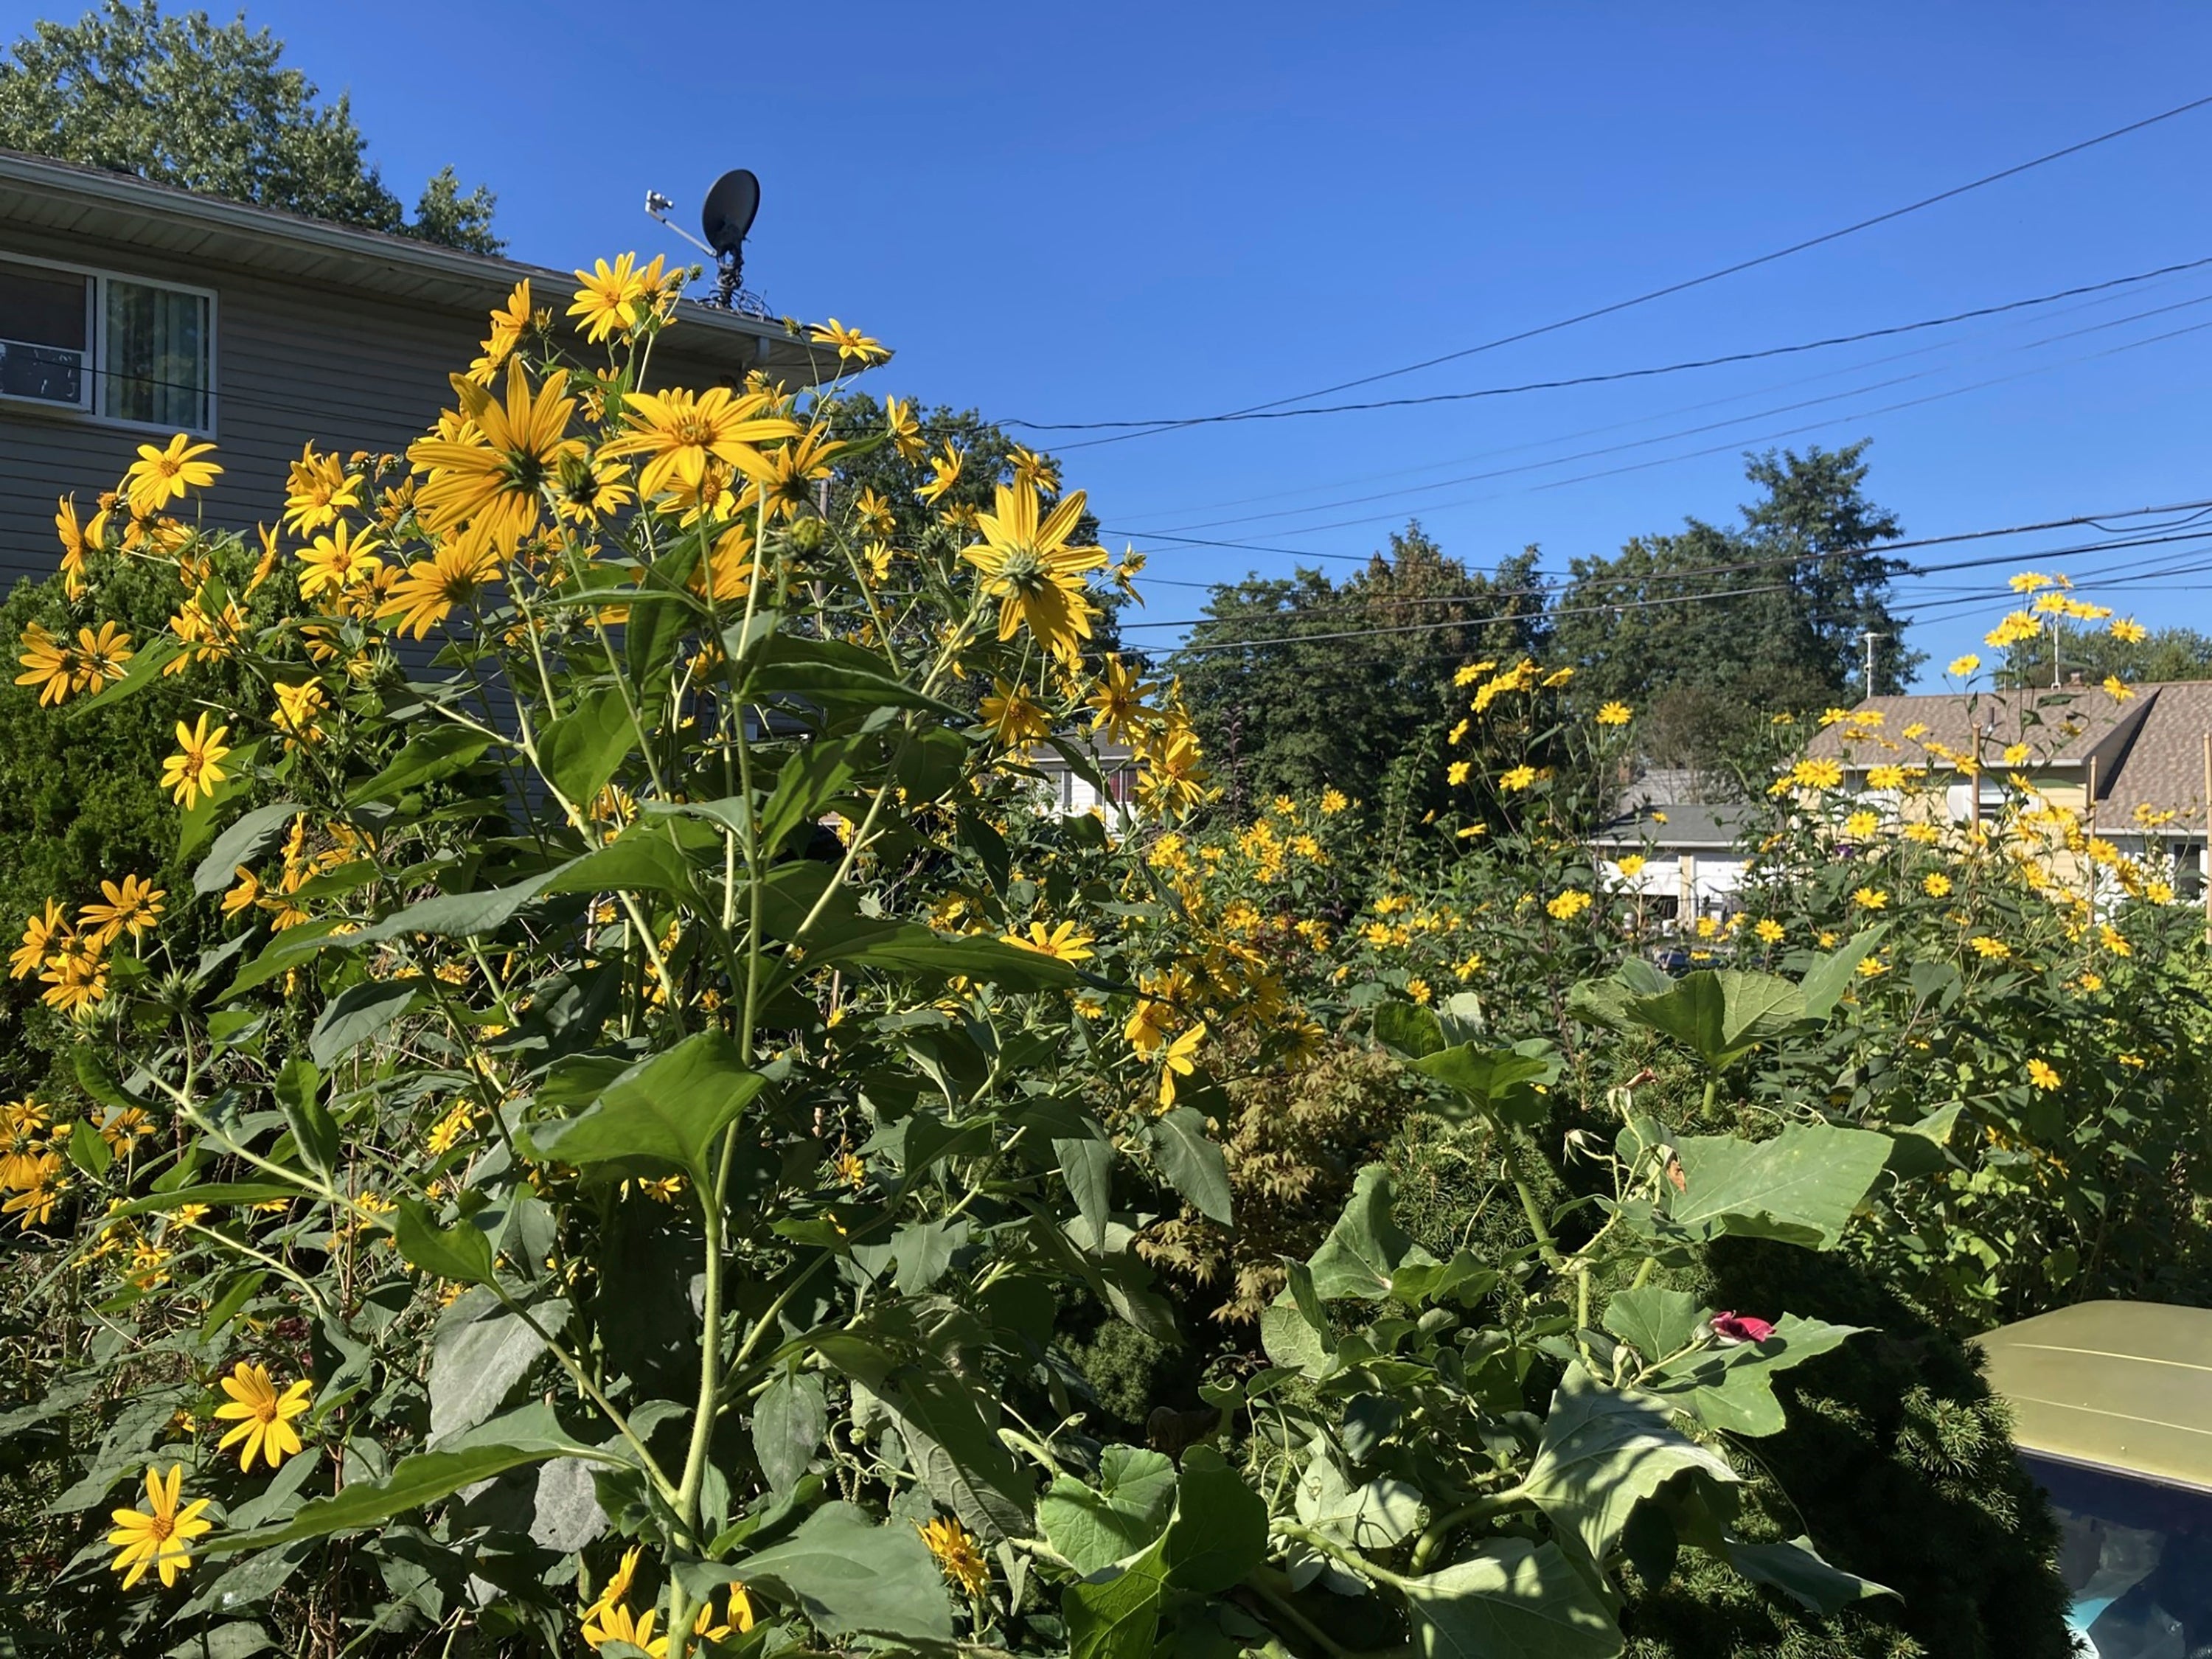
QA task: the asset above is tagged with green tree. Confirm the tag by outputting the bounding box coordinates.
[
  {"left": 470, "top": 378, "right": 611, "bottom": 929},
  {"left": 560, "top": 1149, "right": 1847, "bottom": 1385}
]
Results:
[
  {"left": 1170, "top": 526, "right": 1548, "bottom": 821},
  {"left": 1997, "top": 620, "right": 2212, "bottom": 688},
  {"left": 1552, "top": 443, "right": 1916, "bottom": 778},
  {"left": 0, "top": 0, "right": 501, "bottom": 254}
]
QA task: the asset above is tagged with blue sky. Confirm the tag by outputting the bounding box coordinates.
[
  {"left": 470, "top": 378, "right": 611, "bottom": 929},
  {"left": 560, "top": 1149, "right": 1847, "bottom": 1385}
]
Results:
[{"left": 18, "top": 0, "right": 2212, "bottom": 681}]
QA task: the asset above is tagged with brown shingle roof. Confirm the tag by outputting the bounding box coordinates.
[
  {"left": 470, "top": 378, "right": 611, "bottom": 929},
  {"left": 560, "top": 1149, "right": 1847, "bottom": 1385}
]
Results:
[
  {"left": 2093, "top": 682, "right": 2212, "bottom": 829},
  {"left": 1801, "top": 687, "right": 2140, "bottom": 768}
]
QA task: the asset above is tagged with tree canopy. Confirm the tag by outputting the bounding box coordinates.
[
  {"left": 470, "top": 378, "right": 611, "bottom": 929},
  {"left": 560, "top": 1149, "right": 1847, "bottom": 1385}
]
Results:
[{"left": 0, "top": 0, "right": 501, "bottom": 254}]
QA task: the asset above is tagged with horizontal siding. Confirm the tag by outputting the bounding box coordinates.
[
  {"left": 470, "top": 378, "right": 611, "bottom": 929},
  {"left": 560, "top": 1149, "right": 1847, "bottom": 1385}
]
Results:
[{"left": 2, "top": 217, "right": 801, "bottom": 596}]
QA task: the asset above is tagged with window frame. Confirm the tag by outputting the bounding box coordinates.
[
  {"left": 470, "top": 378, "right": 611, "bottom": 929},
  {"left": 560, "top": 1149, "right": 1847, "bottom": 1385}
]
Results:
[{"left": 0, "top": 250, "right": 218, "bottom": 437}]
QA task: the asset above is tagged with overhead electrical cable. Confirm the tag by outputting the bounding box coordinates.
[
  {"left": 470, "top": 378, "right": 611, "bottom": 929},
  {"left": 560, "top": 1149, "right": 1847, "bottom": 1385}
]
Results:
[{"left": 1009, "top": 92, "right": 2212, "bottom": 447}]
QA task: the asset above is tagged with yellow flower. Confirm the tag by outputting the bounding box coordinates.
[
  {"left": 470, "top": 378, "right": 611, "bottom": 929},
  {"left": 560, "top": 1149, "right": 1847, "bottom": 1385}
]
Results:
[
  {"left": 123, "top": 434, "right": 221, "bottom": 516},
  {"left": 919, "top": 1515, "right": 991, "bottom": 1598},
  {"left": 55, "top": 494, "right": 89, "bottom": 597},
  {"left": 1005, "top": 920, "right": 1096, "bottom": 962},
  {"left": 1158, "top": 1022, "right": 1206, "bottom": 1109},
  {"left": 884, "top": 394, "right": 924, "bottom": 463},
  {"left": 296, "top": 521, "right": 383, "bottom": 604},
  {"left": 1088, "top": 654, "right": 1146, "bottom": 744},
  {"left": 2001, "top": 742, "right": 2030, "bottom": 767},
  {"left": 2110, "top": 617, "right": 2147, "bottom": 644},
  {"left": 980, "top": 678, "right": 1051, "bottom": 748},
  {"left": 15, "top": 621, "right": 76, "bottom": 707},
  {"left": 568, "top": 253, "right": 651, "bottom": 344},
  {"left": 1545, "top": 890, "right": 1593, "bottom": 922},
  {"left": 1791, "top": 758, "right": 1843, "bottom": 791},
  {"left": 917, "top": 440, "right": 963, "bottom": 506},
  {"left": 73, "top": 621, "right": 134, "bottom": 697},
  {"left": 1595, "top": 700, "right": 1632, "bottom": 726},
  {"left": 1852, "top": 887, "right": 1888, "bottom": 910},
  {"left": 1842, "top": 810, "right": 1879, "bottom": 839},
  {"left": 1320, "top": 787, "right": 1349, "bottom": 815},
  {"left": 466, "top": 279, "right": 534, "bottom": 386},
  {"left": 1616, "top": 854, "right": 1646, "bottom": 879},
  {"left": 2026, "top": 1057, "right": 2061, "bottom": 1091},
  {"left": 378, "top": 540, "right": 504, "bottom": 639},
  {"left": 80, "top": 875, "right": 164, "bottom": 949},
  {"left": 1968, "top": 936, "right": 2011, "bottom": 960},
  {"left": 410, "top": 358, "right": 586, "bottom": 552},
  {"left": 964, "top": 483, "right": 1108, "bottom": 661},
  {"left": 809, "top": 316, "right": 890, "bottom": 365},
  {"left": 2103, "top": 675, "right": 2134, "bottom": 701},
  {"left": 584, "top": 1544, "right": 644, "bottom": 1623},
  {"left": 107, "top": 1464, "right": 213, "bottom": 1589},
  {"left": 213, "top": 1361, "right": 314, "bottom": 1472},
  {"left": 1006, "top": 443, "right": 1061, "bottom": 496},
  {"left": 1499, "top": 764, "right": 1538, "bottom": 792},
  {"left": 1446, "top": 760, "right": 1471, "bottom": 785},
  {"left": 10, "top": 899, "right": 66, "bottom": 981},
  {"left": 281, "top": 443, "right": 363, "bottom": 535},
  {"left": 1947, "top": 653, "right": 1980, "bottom": 677},
  {"left": 161, "top": 712, "right": 232, "bottom": 810},
  {"left": 602, "top": 383, "right": 796, "bottom": 502},
  {"left": 1754, "top": 918, "right": 1786, "bottom": 944},
  {"left": 582, "top": 1601, "right": 667, "bottom": 1656},
  {"left": 1921, "top": 872, "right": 1952, "bottom": 897}
]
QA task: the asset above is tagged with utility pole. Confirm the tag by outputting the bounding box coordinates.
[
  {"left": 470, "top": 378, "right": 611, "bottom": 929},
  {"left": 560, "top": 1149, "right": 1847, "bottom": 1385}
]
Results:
[{"left": 1861, "top": 630, "right": 1885, "bottom": 700}]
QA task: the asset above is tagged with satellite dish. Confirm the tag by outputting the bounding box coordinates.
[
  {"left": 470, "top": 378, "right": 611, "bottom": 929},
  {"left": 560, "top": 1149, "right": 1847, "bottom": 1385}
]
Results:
[{"left": 700, "top": 169, "right": 760, "bottom": 257}]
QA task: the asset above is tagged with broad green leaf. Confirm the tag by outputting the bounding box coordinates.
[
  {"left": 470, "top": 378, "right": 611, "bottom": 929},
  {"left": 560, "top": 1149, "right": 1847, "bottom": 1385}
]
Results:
[
  {"left": 888, "top": 1218, "right": 968, "bottom": 1295},
  {"left": 531, "top": 1029, "right": 765, "bottom": 1183},
  {"left": 1400, "top": 1538, "right": 1624, "bottom": 1659},
  {"left": 1664, "top": 1124, "right": 1893, "bottom": 1251},
  {"left": 1039, "top": 1446, "right": 1178, "bottom": 1573},
  {"left": 626, "top": 538, "right": 703, "bottom": 692},
  {"left": 102, "top": 1182, "right": 302, "bottom": 1220},
  {"left": 1520, "top": 1367, "right": 1737, "bottom": 1569},
  {"left": 1799, "top": 925, "right": 1889, "bottom": 1020},
  {"left": 538, "top": 686, "right": 636, "bottom": 809},
  {"left": 66, "top": 1118, "right": 111, "bottom": 1178},
  {"left": 1055, "top": 1133, "right": 1113, "bottom": 1242},
  {"left": 1725, "top": 1534, "right": 1896, "bottom": 1613},
  {"left": 428, "top": 1289, "right": 567, "bottom": 1441},
  {"left": 352, "top": 866, "right": 565, "bottom": 945},
  {"left": 1260, "top": 1300, "right": 1333, "bottom": 1376},
  {"left": 191, "top": 800, "right": 303, "bottom": 894},
  {"left": 178, "top": 738, "right": 262, "bottom": 858},
  {"left": 753, "top": 1371, "right": 827, "bottom": 1497},
  {"left": 1412, "top": 1041, "right": 1558, "bottom": 1128},
  {"left": 681, "top": 1500, "right": 953, "bottom": 1644},
  {"left": 1601, "top": 1287, "right": 1704, "bottom": 1366},
  {"left": 872, "top": 1368, "right": 1034, "bottom": 1542},
  {"left": 734, "top": 628, "right": 961, "bottom": 715},
  {"left": 1644, "top": 1315, "right": 1865, "bottom": 1436},
  {"left": 224, "top": 917, "right": 358, "bottom": 996},
  {"left": 1307, "top": 1166, "right": 1437, "bottom": 1301},
  {"left": 274, "top": 1056, "right": 336, "bottom": 1178},
  {"left": 1884, "top": 1103, "right": 1964, "bottom": 1178},
  {"left": 1294, "top": 1450, "right": 1424, "bottom": 1553},
  {"left": 1389, "top": 1251, "right": 1499, "bottom": 1309},
  {"left": 307, "top": 981, "right": 419, "bottom": 1070},
  {"left": 1148, "top": 1107, "right": 1233, "bottom": 1226},
  {"left": 755, "top": 734, "right": 866, "bottom": 858},
  {"left": 392, "top": 1200, "right": 495, "bottom": 1286},
  {"left": 831, "top": 925, "right": 1081, "bottom": 989},
  {"left": 1160, "top": 1446, "right": 1268, "bottom": 1592},
  {"left": 206, "top": 1402, "right": 617, "bottom": 1552},
  {"left": 345, "top": 728, "right": 490, "bottom": 806},
  {"left": 541, "top": 829, "right": 704, "bottom": 904},
  {"left": 1065, "top": 1534, "right": 1169, "bottom": 1659},
  {"left": 1374, "top": 1000, "right": 1446, "bottom": 1059},
  {"left": 1621, "top": 969, "right": 1806, "bottom": 1073}
]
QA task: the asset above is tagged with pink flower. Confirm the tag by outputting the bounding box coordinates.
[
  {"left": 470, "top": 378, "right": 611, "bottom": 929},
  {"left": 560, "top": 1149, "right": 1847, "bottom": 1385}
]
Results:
[{"left": 1710, "top": 1312, "right": 1775, "bottom": 1345}]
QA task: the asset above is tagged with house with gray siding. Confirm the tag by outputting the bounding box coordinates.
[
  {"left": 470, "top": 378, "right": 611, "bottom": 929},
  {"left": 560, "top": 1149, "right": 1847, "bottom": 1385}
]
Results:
[{"left": 0, "top": 148, "right": 839, "bottom": 591}]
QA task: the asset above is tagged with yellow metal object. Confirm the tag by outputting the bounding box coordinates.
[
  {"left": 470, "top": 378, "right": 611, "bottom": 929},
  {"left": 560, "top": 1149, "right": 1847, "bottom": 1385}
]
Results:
[{"left": 1976, "top": 1300, "right": 2212, "bottom": 1492}]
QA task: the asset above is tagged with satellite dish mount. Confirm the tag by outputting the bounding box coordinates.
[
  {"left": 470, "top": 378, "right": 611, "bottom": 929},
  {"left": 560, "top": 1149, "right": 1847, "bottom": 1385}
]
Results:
[{"left": 644, "top": 167, "right": 766, "bottom": 316}]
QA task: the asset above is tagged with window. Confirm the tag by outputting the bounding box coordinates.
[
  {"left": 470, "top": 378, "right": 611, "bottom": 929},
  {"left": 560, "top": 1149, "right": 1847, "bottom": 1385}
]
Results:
[{"left": 0, "top": 257, "right": 212, "bottom": 433}]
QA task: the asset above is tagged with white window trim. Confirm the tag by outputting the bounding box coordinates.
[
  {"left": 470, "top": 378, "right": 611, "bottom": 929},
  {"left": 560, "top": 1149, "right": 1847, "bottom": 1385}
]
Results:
[{"left": 0, "top": 249, "right": 218, "bottom": 437}]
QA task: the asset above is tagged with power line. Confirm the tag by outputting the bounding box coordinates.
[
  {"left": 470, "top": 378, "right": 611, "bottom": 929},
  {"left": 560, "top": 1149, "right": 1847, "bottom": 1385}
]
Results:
[
  {"left": 1012, "top": 92, "right": 2212, "bottom": 447},
  {"left": 1013, "top": 254, "right": 2212, "bottom": 436}
]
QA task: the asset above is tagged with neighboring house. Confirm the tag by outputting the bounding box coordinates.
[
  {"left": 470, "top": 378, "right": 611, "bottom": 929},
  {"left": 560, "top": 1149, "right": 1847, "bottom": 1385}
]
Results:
[
  {"left": 1799, "top": 681, "right": 2212, "bottom": 897},
  {"left": 0, "top": 148, "right": 841, "bottom": 588},
  {"left": 1591, "top": 801, "right": 1756, "bottom": 925},
  {"left": 1026, "top": 739, "right": 1140, "bottom": 829}
]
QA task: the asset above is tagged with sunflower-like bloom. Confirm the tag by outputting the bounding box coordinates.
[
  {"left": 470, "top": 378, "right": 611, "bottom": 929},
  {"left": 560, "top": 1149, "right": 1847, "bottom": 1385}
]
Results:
[
  {"left": 282, "top": 444, "right": 363, "bottom": 535},
  {"left": 270, "top": 678, "right": 330, "bottom": 747},
  {"left": 296, "top": 521, "right": 383, "bottom": 605},
  {"left": 123, "top": 434, "right": 220, "bottom": 517},
  {"left": 10, "top": 900, "right": 66, "bottom": 981},
  {"left": 467, "top": 279, "right": 535, "bottom": 386},
  {"left": 55, "top": 495, "right": 88, "bottom": 597},
  {"left": 740, "top": 422, "right": 846, "bottom": 523},
  {"left": 408, "top": 357, "right": 582, "bottom": 554},
  {"left": 1088, "top": 653, "right": 1147, "bottom": 743},
  {"left": 377, "top": 540, "right": 504, "bottom": 640},
  {"left": 1004, "top": 920, "right": 1095, "bottom": 962},
  {"left": 107, "top": 1464, "right": 213, "bottom": 1589},
  {"left": 213, "top": 1361, "right": 314, "bottom": 1472},
  {"left": 883, "top": 395, "right": 924, "bottom": 463},
  {"left": 14, "top": 622, "right": 76, "bottom": 707},
  {"left": 1157, "top": 1022, "right": 1206, "bottom": 1109},
  {"left": 980, "top": 678, "right": 1051, "bottom": 747},
  {"left": 79, "top": 875, "right": 164, "bottom": 950},
  {"left": 602, "top": 386, "right": 799, "bottom": 501},
  {"left": 964, "top": 483, "right": 1107, "bottom": 661},
  {"left": 582, "top": 1602, "right": 666, "bottom": 1655},
  {"left": 919, "top": 1515, "right": 990, "bottom": 1598},
  {"left": 568, "top": 254, "right": 660, "bottom": 345},
  {"left": 161, "top": 712, "right": 232, "bottom": 810}
]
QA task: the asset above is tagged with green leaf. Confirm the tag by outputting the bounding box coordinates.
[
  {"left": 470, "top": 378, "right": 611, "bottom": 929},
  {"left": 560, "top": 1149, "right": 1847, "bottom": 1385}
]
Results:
[
  {"left": 1601, "top": 1287, "right": 1704, "bottom": 1365},
  {"left": 392, "top": 1200, "right": 495, "bottom": 1286},
  {"left": 428, "top": 1289, "right": 566, "bottom": 1441},
  {"left": 345, "top": 729, "right": 490, "bottom": 807},
  {"left": 307, "top": 981, "right": 418, "bottom": 1070},
  {"left": 539, "top": 686, "right": 636, "bottom": 809},
  {"left": 191, "top": 800, "right": 303, "bottom": 895},
  {"left": 1260, "top": 1301, "right": 1332, "bottom": 1376},
  {"left": 1307, "top": 1166, "right": 1437, "bottom": 1300},
  {"left": 224, "top": 918, "right": 358, "bottom": 997},
  {"left": 531, "top": 1029, "right": 765, "bottom": 1184},
  {"left": 274, "top": 1056, "right": 336, "bottom": 1177},
  {"left": 753, "top": 1371, "right": 827, "bottom": 1497},
  {"left": 1663, "top": 1124, "right": 1893, "bottom": 1251},
  {"left": 626, "top": 538, "right": 703, "bottom": 692},
  {"left": 1400, "top": 1538, "right": 1624, "bottom": 1659},
  {"left": 164, "top": 1623, "right": 271, "bottom": 1659},
  {"left": 1799, "top": 925, "right": 1889, "bottom": 1020},
  {"left": 734, "top": 628, "right": 962, "bottom": 715},
  {"left": 873, "top": 1368, "right": 1034, "bottom": 1542},
  {"left": 1148, "top": 1107, "right": 1233, "bottom": 1226},
  {"left": 831, "top": 925, "right": 1082, "bottom": 989},
  {"left": 1065, "top": 1534, "right": 1169, "bottom": 1659},
  {"left": 1039, "top": 1446, "right": 1178, "bottom": 1573},
  {"left": 206, "top": 1403, "right": 619, "bottom": 1553},
  {"left": 69, "top": 632, "right": 178, "bottom": 717},
  {"left": 1724, "top": 1534, "right": 1896, "bottom": 1613},
  {"left": 682, "top": 1501, "right": 953, "bottom": 1644},
  {"left": 1412, "top": 1041, "right": 1559, "bottom": 1128},
  {"left": 1644, "top": 1316, "right": 1865, "bottom": 1437},
  {"left": 1160, "top": 1445, "right": 1268, "bottom": 1592},
  {"left": 178, "top": 738, "right": 262, "bottom": 859},
  {"left": 1374, "top": 1000, "right": 1446, "bottom": 1059},
  {"left": 66, "top": 1117, "right": 111, "bottom": 1178},
  {"left": 1621, "top": 970, "right": 1806, "bottom": 1073},
  {"left": 1520, "top": 1368, "right": 1737, "bottom": 1570},
  {"left": 102, "top": 1182, "right": 301, "bottom": 1220},
  {"left": 1055, "top": 1133, "right": 1112, "bottom": 1242}
]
